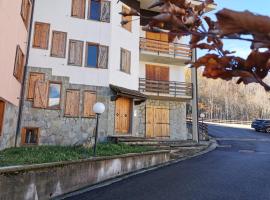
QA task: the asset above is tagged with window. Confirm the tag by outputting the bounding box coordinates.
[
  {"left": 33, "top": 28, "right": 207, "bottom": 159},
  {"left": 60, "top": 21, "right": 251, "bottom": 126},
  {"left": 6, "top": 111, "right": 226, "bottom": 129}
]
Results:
[
  {"left": 21, "top": 128, "right": 39, "bottom": 145},
  {"left": 83, "top": 91, "right": 96, "bottom": 117},
  {"left": 21, "top": 0, "right": 32, "bottom": 29},
  {"left": 48, "top": 82, "right": 62, "bottom": 109},
  {"left": 120, "top": 48, "right": 131, "bottom": 73},
  {"left": 51, "top": 31, "right": 67, "bottom": 58},
  {"left": 27, "top": 72, "right": 45, "bottom": 100},
  {"left": 68, "top": 40, "right": 84, "bottom": 66},
  {"left": 86, "top": 43, "right": 109, "bottom": 68},
  {"left": 14, "top": 45, "right": 25, "bottom": 83},
  {"left": 33, "top": 22, "right": 50, "bottom": 49},
  {"left": 122, "top": 6, "right": 132, "bottom": 32},
  {"left": 88, "top": 0, "right": 110, "bottom": 22},
  {"left": 0, "top": 100, "right": 5, "bottom": 137},
  {"left": 71, "top": 0, "right": 86, "bottom": 19},
  {"left": 65, "top": 90, "right": 80, "bottom": 117}
]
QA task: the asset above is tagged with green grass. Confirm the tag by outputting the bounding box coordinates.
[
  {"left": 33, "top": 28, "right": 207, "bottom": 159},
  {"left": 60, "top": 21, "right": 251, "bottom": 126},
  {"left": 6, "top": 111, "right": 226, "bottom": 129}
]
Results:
[{"left": 0, "top": 143, "right": 155, "bottom": 167}]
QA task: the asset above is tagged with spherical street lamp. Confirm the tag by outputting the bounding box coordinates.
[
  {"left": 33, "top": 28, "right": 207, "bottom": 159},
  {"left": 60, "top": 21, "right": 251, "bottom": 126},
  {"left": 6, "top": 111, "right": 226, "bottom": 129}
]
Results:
[{"left": 93, "top": 102, "right": 105, "bottom": 157}]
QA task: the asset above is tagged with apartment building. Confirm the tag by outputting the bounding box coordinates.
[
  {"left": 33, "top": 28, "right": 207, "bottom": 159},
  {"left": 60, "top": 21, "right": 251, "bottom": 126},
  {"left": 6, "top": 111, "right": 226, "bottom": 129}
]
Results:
[
  {"left": 0, "top": 0, "right": 32, "bottom": 149},
  {"left": 17, "top": 0, "right": 199, "bottom": 146}
]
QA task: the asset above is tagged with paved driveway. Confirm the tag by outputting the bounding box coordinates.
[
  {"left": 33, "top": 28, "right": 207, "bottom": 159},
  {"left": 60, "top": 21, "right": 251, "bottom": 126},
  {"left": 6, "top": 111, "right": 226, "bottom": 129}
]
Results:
[{"left": 65, "top": 124, "right": 270, "bottom": 200}]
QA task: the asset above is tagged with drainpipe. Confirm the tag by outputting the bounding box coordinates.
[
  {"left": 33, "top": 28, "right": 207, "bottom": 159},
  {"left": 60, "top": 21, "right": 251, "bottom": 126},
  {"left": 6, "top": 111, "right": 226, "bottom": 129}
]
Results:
[
  {"left": 191, "top": 48, "right": 199, "bottom": 143},
  {"left": 15, "top": 0, "right": 36, "bottom": 147}
]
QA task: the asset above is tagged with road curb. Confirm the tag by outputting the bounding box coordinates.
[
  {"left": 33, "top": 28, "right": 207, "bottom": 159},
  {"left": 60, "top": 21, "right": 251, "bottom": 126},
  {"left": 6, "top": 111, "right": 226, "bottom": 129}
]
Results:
[{"left": 55, "top": 140, "right": 218, "bottom": 200}]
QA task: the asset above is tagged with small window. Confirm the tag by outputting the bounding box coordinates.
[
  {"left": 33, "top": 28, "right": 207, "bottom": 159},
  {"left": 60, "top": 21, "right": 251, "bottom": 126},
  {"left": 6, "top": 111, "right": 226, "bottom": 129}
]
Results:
[
  {"left": 14, "top": 45, "right": 25, "bottom": 83},
  {"left": 0, "top": 100, "right": 5, "bottom": 137},
  {"left": 120, "top": 48, "right": 131, "bottom": 74},
  {"left": 33, "top": 22, "right": 50, "bottom": 49},
  {"left": 65, "top": 90, "right": 80, "bottom": 117},
  {"left": 86, "top": 43, "right": 98, "bottom": 67},
  {"left": 68, "top": 40, "right": 84, "bottom": 66},
  {"left": 48, "top": 82, "right": 61, "bottom": 109},
  {"left": 21, "top": 128, "right": 39, "bottom": 145},
  {"left": 21, "top": 0, "right": 32, "bottom": 29},
  {"left": 71, "top": 0, "right": 86, "bottom": 19},
  {"left": 51, "top": 31, "right": 67, "bottom": 58},
  {"left": 27, "top": 72, "right": 45, "bottom": 100},
  {"left": 88, "top": 0, "right": 110, "bottom": 22},
  {"left": 83, "top": 91, "right": 96, "bottom": 117},
  {"left": 122, "top": 6, "right": 132, "bottom": 32}
]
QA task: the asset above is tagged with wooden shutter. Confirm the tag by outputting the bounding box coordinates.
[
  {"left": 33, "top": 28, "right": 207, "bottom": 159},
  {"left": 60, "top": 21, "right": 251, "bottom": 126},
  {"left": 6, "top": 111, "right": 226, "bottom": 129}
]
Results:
[
  {"left": 83, "top": 91, "right": 96, "bottom": 117},
  {"left": 0, "top": 101, "right": 5, "bottom": 136},
  {"left": 121, "top": 48, "right": 131, "bottom": 73},
  {"left": 21, "top": 0, "right": 32, "bottom": 28},
  {"left": 146, "top": 65, "right": 155, "bottom": 81},
  {"left": 100, "top": 1, "right": 110, "bottom": 22},
  {"left": 65, "top": 90, "right": 80, "bottom": 117},
  {"left": 33, "top": 80, "right": 49, "bottom": 109},
  {"left": 14, "top": 45, "right": 25, "bottom": 83},
  {"left": 51, "top": 31, "right": 67, "bottom": 58},
  {"left": 27, "top": 72, "right": 45, "bottom": 100},
  {"left": 33, "top": 22, "right": 50, "bottom": 49},
  {"left": 98, "top": 45, "right": 109, "bottom": 69},
  {"left": 71, "top": 0, "right": 85, "bottom": 19},
  {"left": 146, "top": 65, "right": 169, "bottom": 81},
  {"left": 146, "top": 32, "right": 161, "bottom": 41},
  {"left": 122, "top": 6, "right": 132, "bottom": 32},
  {"left": 68, "top": 40, "right": 83, "bottom": 66},
  {"left": 146, "top": 106, "right": 154, "bottom": 138}
]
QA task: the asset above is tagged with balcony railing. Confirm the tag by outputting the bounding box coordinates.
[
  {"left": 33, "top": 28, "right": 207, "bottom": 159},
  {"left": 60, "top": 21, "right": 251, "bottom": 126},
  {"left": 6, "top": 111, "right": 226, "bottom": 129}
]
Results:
[
  {"left": 140, "top": 37, "right": 192, "bottom": 59},
  {"left": 139, "top": 78, "right": 193, "bottom": 98}
]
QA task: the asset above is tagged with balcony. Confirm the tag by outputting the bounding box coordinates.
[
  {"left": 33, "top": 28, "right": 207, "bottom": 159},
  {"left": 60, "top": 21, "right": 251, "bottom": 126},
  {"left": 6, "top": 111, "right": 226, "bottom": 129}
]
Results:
[
  {"left": 139, "top": 78, "right": 193, "bottom": 100},
  {"left": 140, "top": 37, "right": 192, "bottom": 65}
]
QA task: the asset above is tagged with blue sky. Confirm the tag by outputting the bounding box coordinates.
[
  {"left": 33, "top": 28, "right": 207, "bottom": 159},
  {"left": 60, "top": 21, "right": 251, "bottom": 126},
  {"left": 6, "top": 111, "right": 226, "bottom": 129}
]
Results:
[{"left": 198, "top": 0, "right": 270, "bottom": 58}]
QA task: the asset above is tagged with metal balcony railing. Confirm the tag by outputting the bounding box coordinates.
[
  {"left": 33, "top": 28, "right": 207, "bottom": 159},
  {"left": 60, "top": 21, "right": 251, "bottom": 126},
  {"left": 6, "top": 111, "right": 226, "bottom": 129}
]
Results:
[
  {"left": 139, "top": 78, "right": 193, "bottom": 98},
  {"left": 140, "top": 37, "right": 192, "bottom": 59}
]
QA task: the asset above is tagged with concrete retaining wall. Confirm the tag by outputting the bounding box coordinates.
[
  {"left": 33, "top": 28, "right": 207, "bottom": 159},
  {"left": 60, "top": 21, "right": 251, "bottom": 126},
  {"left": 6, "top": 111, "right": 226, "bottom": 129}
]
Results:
[{"left": 0, "top": 151, "right": 170, "bottom": 200}]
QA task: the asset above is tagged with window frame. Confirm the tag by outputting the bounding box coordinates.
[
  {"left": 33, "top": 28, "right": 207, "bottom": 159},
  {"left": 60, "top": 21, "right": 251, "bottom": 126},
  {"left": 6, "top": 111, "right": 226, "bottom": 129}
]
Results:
[
  {"left": 47, "top": 81, "right": 62, "bottom": 110},
  {"left": 50, "top": 31, "right": 68, "bottom": 58},
  {"left": 82, "top": 90, "right": 97, "bottom": 118},
  {"left": 68, "top": 39, "right": 84, "bottom": 66},
  {"left": 85, "top": 42, "right": 99, "bottom": 68},
  {"left": 71, "top": 0, "right": 86, "bottom": 19},
  {"left": 21, "top": 0, "right": 32, "bottom": 29},
  {"left": 32, "top": 22, "right": 50, "bottom": 50},
  {"left": 64, "top": 89, "right": 81, "bottom": 118},
  {"left": 21, "top": 127, "right": 40, "bottom": 146},
  {"left": 13, "top": 45, "right": 25, "bottom": 83}
]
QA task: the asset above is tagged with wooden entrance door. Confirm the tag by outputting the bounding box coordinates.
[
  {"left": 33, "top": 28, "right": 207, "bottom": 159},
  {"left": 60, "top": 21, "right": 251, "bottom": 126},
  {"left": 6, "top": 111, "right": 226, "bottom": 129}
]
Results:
[
  {"left": 115, "top": 97, "right": 132, "bottom": 134},
  {"left": 0, "top": 100, "right": 5, "bottom": 136},
  {"left": 146, "top": 106, "right": 170, "bottom": 138}
]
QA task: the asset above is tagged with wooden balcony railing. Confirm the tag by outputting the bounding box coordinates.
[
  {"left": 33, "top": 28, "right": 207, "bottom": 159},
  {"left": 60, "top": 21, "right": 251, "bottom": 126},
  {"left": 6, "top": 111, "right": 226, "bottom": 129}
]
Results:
[
  {"left": 140, "top": 37, "right": 192, "bottom": 59},
  {"left": 139, "top": 78, "right": 193, "bottom": 98}
]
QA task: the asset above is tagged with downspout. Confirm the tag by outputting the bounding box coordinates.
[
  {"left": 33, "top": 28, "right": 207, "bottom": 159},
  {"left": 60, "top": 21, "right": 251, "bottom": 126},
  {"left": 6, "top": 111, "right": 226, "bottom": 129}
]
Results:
[{"left": 15, "top": 0, "right": 36, "bottom": 147}]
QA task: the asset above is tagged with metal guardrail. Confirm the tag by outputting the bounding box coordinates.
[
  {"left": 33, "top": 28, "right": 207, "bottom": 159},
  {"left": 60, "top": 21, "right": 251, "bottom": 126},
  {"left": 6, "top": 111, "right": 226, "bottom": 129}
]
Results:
[
  {"left": 139, "top": 78, "right": 193, "bottom": 98},
  {"left": 186, "top": 118, "right": 209, "bottom": 141},
  {"left": 140, "top": 37, "right": 192, "bottom": 59},
  {"left": 205, "top": 119, "right": 252, "bottom": 125}
]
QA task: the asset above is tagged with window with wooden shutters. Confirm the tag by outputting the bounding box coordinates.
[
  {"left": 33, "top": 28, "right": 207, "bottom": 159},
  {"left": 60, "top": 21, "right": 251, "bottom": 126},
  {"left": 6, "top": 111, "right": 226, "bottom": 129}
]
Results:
[
  {"left": 27, "top": 72, "right": 45, "bottom": 100},
  {"left": 122, "top": 6, "right": 132, "bottom": 32},
  {"left": 33, "top": 80, "right": 49, "bottom": 109},
  {"left": 14, "top": 45, "right": 25, "bottom": 83},
  {"left": 120, "top": 48, "right": 131, "bottom": 74},
  {"left": 21, "top": 128, "right": 39, "bottom": 145},
  {"left": 33, "top": 22, "right": 50, "bottom": 49},
  {"left": 83, "top": 91, "right": 96, "bottom": 117},
  {"left": 88, "top": 0, "right": 110, "bottom": 22},
  {"left": 98, "top": 45, "right": 109, "bottom": 69},
  {"left": 68, "top": 40, "right": 84, "bottom": 66},
  {"left": 65, "top": 90, "right": 80, "bottom": 117},
  {"left": 48, "top": 82, "right": 62, "bottom": 109},
  {"left": 86, "top": 43, "right": 109, "bottom": 68},
  {"left": 71, "top": 0, "right": 86, "bottom": 19},
  {"left": 21, "top": 0, "right": 32, "bottom": 29},
  {"left": 51, "top": 31, "right": 67, "bottom": 58},
  {"left": 0, "top": 100, "right": 5, "bottom": 137}
]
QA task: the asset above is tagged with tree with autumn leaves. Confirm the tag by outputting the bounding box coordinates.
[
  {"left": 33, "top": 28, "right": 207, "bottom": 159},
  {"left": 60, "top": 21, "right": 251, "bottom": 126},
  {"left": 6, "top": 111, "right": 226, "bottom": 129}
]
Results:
[{"left": 120, "top": 0, "right": 270, "bottom": 91}]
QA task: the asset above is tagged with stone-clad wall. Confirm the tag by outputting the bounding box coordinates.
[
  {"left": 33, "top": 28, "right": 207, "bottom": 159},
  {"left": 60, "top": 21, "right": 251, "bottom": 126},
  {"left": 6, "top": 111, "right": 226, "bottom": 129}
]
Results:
[
  {"left": 0, "top": 102, "right": 18, "bottom": 150},
  {"left": 20, "top": 67, "right": 116, "bottom": 146}
]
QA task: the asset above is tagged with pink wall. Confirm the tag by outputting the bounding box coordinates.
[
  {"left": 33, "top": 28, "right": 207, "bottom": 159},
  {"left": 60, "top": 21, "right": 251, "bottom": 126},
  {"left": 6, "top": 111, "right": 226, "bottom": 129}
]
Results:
[{"left": 0, "top": 0, "right": 29, "bottom": 106}]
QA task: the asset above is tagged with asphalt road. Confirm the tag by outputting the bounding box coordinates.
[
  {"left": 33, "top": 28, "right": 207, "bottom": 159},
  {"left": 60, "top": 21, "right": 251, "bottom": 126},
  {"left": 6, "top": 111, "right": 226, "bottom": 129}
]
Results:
[{"left": 65, "top": 124, "right": 270, "bottom": 200}]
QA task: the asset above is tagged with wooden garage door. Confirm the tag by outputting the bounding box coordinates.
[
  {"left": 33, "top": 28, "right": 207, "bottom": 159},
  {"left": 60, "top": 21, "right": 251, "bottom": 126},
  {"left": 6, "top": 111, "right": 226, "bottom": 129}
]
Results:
[
  {"left": 146, "top": 106, "right": 169, "bottom": 138},
  {"left": 115, "top": 97, "right": 132, "bottom": 134},
  {"left": 0, "top": 100, "right": 5, "bottom": 136}
]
